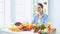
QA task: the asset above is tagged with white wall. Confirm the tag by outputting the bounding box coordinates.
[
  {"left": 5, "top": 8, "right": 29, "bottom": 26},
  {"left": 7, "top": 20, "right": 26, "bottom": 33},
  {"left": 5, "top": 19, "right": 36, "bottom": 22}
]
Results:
[
  {"left": 0, "top": 0, "right": 4, "bottom": 27},
  {"left": 4, "top": 0, "right": 11, "bottom": 26},
  {"left": 49, "top": 0, "right": 60, "bottom": 34},
  {"left": 15, "top": 0, "right": 32, "bottom": 23}
]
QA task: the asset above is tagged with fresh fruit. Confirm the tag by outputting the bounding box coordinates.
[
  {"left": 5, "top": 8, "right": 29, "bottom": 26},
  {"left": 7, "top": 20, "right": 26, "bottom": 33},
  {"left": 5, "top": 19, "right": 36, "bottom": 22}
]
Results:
[
  {"left": 22, "top": 23, "right": 29, "bottom": 31},
  {"left": 16, "top": 25, "right": 23, "bottom": 30},
  {"left": 47, "top": 23, "right": 51, "bottom": 31},
  {"left": 23, "top": 24, "right": 34, "bottom": 31},
  {"left": 47, "top": 23, "right": 51, "bottom": 27},
  {"left": 28, "top": 24, "right": 34, "bottom": 30},
  {"left": 9, "top": 27, "right": 17, "bottom": 31},
  {"left": 8, "top": 22, "right": 56, "bottom": 34},
  {"left": 15, "top": 22, "right": 22, "bottom": 26},
  {"left": 23, "top": 26, "right": 29, "bottom": 31}
]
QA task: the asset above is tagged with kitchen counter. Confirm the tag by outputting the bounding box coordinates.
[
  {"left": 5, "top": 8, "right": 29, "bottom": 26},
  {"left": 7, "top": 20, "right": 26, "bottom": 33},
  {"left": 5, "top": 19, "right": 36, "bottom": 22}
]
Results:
[{"left": 0, "top": 27, "right": 37, "bottom": 34}]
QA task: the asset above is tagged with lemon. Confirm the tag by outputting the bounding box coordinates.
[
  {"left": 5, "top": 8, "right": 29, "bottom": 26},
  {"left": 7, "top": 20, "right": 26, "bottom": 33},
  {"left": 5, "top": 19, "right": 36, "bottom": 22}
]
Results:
[{"left": 9, "top": 27, "right": 17, "bottom": 31}]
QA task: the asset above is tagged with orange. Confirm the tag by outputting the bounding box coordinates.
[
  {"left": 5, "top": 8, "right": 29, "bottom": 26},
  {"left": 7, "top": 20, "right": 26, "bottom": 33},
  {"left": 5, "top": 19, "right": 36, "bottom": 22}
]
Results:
[
  {"left": 18, "top": 25, "right": 24, "bottom": 30},
  {"left": 48, "top": 23, "right": 51, "bottom": 26}
]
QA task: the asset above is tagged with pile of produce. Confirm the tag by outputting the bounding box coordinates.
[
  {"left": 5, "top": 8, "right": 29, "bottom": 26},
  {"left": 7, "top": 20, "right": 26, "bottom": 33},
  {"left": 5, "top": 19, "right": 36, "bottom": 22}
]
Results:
[{"left": 8, "top": 22, "right": 56, "bottom": 34}]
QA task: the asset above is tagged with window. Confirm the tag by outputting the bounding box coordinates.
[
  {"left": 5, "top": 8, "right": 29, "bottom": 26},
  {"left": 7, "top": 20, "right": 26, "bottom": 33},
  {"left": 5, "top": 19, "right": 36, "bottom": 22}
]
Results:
[{"left": 0, "top": 0, "right": 4, "bottom": 27}]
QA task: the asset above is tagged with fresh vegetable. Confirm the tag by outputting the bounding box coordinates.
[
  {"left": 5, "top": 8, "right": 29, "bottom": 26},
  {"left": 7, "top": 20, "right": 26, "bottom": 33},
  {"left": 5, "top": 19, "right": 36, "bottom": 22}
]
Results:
[
  {"left": 40, "top": 24, "right": 46, "bottom": 30},
  {"left": 15, "top": 22, "right": 22, "bottom": 26}
]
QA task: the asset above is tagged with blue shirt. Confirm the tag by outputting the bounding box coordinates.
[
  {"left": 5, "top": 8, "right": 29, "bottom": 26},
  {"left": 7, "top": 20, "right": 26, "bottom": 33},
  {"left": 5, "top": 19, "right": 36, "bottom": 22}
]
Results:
[{"left": 33, "top": 13, "right": 48, "bottom": 25}]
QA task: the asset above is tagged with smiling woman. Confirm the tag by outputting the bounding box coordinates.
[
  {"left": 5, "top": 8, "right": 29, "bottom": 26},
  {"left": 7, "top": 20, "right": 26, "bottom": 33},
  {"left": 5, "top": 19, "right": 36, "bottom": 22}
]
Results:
[
  {"left": 32, "top": 0, "right": 48, "bottom": 25},
  {"left": 33, "top": 3, "right": 48, "bottom": 25}
]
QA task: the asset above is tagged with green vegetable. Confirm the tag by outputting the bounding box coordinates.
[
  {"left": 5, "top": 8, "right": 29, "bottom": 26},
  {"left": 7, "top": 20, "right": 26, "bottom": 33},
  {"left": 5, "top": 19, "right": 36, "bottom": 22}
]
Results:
[
  {"left": 40, "top": 24, "right": 46, "bottom": 30},
  {"left": 41, "top": 32, "right": 47, "bottom": 34},
  {"left": 34, "top": 24, "right": 40, "bottom": 30}
]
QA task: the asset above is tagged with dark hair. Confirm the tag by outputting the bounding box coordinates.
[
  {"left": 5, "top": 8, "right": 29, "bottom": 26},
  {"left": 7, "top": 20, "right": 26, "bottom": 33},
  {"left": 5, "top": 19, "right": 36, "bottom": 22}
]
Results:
[{"left": 38, "top": 3, "right": 43, "bottom": 9}]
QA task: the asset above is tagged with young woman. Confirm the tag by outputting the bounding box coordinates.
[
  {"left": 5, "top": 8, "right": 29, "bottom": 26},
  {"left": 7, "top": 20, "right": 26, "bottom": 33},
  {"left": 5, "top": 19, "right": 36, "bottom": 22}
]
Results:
[{"left": 33, "top": 3, "right": 48, "bottom": 25}]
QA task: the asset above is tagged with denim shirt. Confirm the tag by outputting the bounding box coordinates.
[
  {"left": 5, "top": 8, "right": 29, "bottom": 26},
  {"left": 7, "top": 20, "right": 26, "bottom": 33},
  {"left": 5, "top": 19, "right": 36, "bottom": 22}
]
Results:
[{"left": 33, "top": 13, "right": 48, "bottom": 25}]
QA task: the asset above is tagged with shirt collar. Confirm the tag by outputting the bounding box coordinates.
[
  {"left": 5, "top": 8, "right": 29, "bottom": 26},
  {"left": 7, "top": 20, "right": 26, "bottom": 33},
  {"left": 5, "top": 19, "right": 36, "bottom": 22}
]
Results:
[{"left": 37, "top": 13, "right": 44, "bottom": 19}]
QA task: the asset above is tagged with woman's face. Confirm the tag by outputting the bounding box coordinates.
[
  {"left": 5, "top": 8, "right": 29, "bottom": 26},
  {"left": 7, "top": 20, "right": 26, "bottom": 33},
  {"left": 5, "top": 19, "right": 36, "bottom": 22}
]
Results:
[{"left": 37, "top": 5, "right": 43, "bottom": 14}]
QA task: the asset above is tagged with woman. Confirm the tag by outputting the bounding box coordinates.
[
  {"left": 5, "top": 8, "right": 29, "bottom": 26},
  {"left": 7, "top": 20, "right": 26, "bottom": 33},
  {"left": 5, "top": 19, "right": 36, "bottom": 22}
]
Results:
[{"left": 33, "top": 3, "right": 48, "bottom": 25}]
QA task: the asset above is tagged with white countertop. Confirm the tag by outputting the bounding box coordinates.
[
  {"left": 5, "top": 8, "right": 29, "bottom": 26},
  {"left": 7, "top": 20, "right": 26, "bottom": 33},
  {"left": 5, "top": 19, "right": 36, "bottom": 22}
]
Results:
[{"left": 0, "top": 27, "right": 37, "bottom": 34}]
